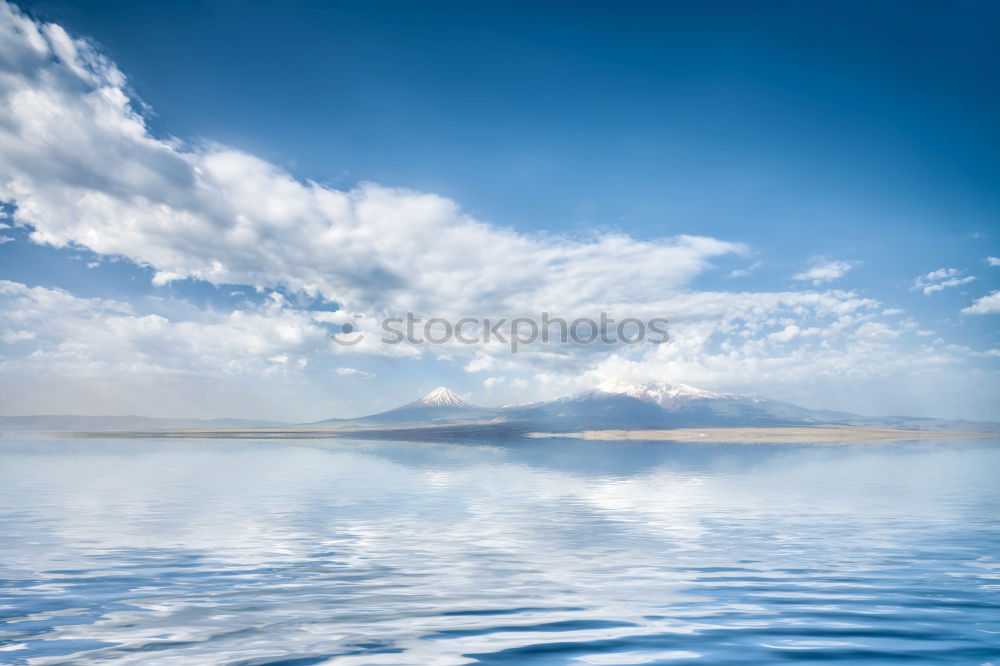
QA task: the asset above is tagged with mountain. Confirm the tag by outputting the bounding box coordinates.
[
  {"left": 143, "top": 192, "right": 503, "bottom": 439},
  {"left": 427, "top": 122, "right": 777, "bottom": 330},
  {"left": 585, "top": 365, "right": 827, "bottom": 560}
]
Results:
[
  {"left": 316, "top": 381, "right": 1000, "bottom": 434},
  {"left": 0, "top": 415, "right": 287, "bottom": 432},
  {"left": 502, "top": 381, "right": 853, "bottom": 431},
  {"left": 314, "top": 387, "right": 500, "bottom": 427},
  {"left": 416, "top": 387, "right": 474, "bottom": 407},
  {"left": 504, "top": 381, "right": 1000, "bottom": 432}
]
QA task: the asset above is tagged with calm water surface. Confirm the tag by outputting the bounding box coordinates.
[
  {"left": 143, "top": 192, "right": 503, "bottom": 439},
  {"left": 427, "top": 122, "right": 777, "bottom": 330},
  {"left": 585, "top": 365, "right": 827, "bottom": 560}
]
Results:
[{"left": 0, "top": 436, "right": 998, "bottom": 665}]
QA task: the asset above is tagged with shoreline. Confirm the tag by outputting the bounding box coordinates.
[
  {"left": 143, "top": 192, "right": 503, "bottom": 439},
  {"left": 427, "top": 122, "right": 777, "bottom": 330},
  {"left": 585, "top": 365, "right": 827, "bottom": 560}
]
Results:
[
  {"left": 56, "top": 424, "right": 1000, "bottom": 443},
  {"left": 527, "top": 427, "right": 999, "bottom": 444}
]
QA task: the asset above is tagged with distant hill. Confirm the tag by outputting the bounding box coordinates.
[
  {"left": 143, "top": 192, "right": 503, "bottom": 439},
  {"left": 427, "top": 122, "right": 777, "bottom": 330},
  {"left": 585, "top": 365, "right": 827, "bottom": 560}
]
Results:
[{"left": 0, "top": 415, "right": 287, "bottom": 432}]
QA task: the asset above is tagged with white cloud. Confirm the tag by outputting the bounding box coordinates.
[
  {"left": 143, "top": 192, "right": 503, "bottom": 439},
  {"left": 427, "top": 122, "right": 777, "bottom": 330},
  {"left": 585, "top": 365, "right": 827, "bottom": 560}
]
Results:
[
  {"left": 1, "top": 328, "right": 34, "bottom": 342},
  {"left": 727, "top": 260, "right": 762, "bottom": 278},
  {"left": 464, "top": 353, "right": 496, "bottom": 373},
  {"left": 6, "top": 272, "right": 992, "bottom": 418},
  {"left": 792, "top": 260, "right": 854, "bottom": 285},
  {"left": 988, "top": 256, "right": 1000, "bottom": 267},
  {"left": 0, "top": 278, "right": 358, "bottom": 418},
  {"left": 0, "top": 279, "right": 334, "bottom": 377},
  {"left": 336, "top": 367, "right": 375, "bottom": 379},
  {"left": 912, "top": 268, "right": 975, "bottom": 295},
  {"left": 962, "top": 291, "right": 1000, "bottom": 315},
  {"left": 561, "top": 330, "right": 995, "bottom": 420},
  {"left": 482, "top": 376, "right": 503, "bottom": 390},
  {"left": 767, "top": 324, "right": 800, "bottom": 343},
  {"left": 0, "top": 2, "right": 744, "bottom": 320}
]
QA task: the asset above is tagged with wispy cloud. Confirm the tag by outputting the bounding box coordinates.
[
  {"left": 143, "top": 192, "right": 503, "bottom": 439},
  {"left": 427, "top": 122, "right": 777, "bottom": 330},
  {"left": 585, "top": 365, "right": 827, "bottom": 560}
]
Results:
[
  {"left": 792, "top": 260, "right": 855, "bottom": 285},
  {"left": 728, "top": 260, "right": 763, "bottom": 278},
  {"left": 336, "top": 367, "right": 375, "bottom": 379},
  {"left": 912, "top": 268, "right": 975, "bottom": 295},
  {"left": 987, "top": 256, "right": 1000, "bottom": 266}
]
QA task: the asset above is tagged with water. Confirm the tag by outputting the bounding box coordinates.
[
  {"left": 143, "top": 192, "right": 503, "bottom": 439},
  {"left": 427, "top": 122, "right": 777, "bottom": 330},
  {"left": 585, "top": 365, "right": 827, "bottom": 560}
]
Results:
[{"left": 0, "top": 436, "right": 998, "bottom": 665}]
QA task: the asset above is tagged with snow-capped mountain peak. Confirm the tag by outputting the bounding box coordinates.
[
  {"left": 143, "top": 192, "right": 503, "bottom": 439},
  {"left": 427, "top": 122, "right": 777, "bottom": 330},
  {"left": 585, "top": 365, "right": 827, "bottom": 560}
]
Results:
[
  {"left": 415, "top": 387, "right": 474, "bottom": 407},
  {"left": 593, "top": 380, "right": 746, "bottom": 408}
]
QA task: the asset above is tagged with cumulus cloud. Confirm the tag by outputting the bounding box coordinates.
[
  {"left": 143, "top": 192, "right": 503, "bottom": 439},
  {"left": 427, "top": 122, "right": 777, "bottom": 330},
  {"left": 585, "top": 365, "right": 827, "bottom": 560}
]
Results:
[
  {"left": 0, "top": 278, "right": 366, "bottom": 418},
  {"left": 988, "top": 256, "right": 1000, "bottom": 267},
  {"left": 792, "top": 260, "right": 854, "bottom": 285},
  {"left": 767, "top": 324, "right": 800, "bottom": 343},
  {"left": 0, "top": 2, "right": 743, "bottom": 320},
  {"left": 0, "top": 280, "right": 332, "bottom": 377},
  {"left": 962, "top": 291, "right": 1000, "bottom": 315},
  {"left": 912, "top": 268, "right": 975, "bottom": 295},
  {"left": 471, "top": 286, "right": 998, "bottom": 415}
]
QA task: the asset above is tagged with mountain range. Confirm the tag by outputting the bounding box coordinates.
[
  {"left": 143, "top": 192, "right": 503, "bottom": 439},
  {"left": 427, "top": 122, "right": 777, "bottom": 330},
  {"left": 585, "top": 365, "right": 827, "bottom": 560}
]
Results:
[
  {"left": 5, "top": 382, "right": 997, "bottom": 435},
  {"left": 309, "top": 383, "right": 1000, "bottom": 435}
]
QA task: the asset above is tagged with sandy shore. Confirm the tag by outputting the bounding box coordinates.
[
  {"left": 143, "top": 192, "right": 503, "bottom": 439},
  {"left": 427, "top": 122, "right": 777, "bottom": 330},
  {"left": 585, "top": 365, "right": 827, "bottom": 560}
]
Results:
[{"left": 527, "top": 427, "right": 998, "bottom": 444}]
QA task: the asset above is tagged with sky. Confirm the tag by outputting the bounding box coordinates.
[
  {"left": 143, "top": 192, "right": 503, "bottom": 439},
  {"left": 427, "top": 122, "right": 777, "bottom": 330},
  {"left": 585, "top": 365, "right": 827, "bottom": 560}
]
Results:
[{"left": 0, "top": 0, "right": 998, "bottom": 421}]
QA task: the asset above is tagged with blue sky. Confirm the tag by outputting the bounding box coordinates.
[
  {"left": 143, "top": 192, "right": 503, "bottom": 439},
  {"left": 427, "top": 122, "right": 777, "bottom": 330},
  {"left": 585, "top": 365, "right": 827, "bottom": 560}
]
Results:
[{"left": 0, "top": 0, "right": 998, "bottom": 420}]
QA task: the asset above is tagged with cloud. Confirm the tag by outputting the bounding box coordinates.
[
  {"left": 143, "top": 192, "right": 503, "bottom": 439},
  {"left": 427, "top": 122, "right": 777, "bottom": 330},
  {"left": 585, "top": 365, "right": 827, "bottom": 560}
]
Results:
[
  {"left": 336, "top": 367, "right": 375, "bottom": 379},
  {"left": 0, "top": 279, "right": 332, "bottom": 378},
  {"left": 767, "top": 324, "right": 800, "bottom": 343},
  {"left": 792, "top": 260, "right": 854, "bottom": 285},
  {"left": 727, "top": 260, "right": 763, "bottom": 278},
  {"left": 0, "top": 2, "right": 744, "bottom": 321},
  {"left": 563, "top": 323, "right": 997, "bottom": 420},
  {"left": 0, "top": 278, "right": 366, "bottom": 418},
  {"left": 1, "top": 327, "right": 34, "bottom": 342},
  {"left": 912, "top": 268, "right": 976, "bottom": 295},
  {"left": 988, "top": 256, "right": 1000, "bottom": 267},
  {"left": 962, "top": 291, "right": 1000, "bottom": 315}
]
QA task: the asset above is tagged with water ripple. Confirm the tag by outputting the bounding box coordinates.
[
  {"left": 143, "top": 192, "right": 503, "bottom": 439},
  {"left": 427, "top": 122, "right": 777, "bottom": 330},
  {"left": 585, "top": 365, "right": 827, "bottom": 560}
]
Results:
[{"left": 0, "top": 437, "right": 998, "bottom": 664}]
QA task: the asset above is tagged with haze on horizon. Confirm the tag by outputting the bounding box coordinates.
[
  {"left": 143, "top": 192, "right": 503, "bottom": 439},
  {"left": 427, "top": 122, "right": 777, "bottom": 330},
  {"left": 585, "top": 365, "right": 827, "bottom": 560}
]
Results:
[{"left": 0, "top": 0, "right": 998, "bottom": 422}]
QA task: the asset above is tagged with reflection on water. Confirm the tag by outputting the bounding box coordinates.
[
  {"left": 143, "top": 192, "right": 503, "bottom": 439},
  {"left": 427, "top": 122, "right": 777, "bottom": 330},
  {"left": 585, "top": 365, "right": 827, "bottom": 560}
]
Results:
[{"left": 0, "top": 437, "right": 998, "bottom": 664}]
